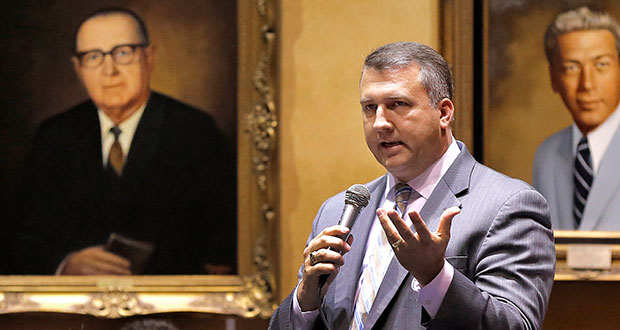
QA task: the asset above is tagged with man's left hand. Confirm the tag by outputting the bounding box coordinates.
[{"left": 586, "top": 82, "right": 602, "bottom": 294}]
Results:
[{"left": 377, "top": 207, "right": 461, "bottom": 286}]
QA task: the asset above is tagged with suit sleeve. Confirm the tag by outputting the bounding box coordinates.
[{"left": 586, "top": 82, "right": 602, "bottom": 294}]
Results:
[
  {"left": 9, "top": 122, "right": 69, "bottom": 274},
  {"left": 186, "top": 114, "right": 238, "bottom": 272},
  {"left": 269, "top": 198, "right": 335, "bottom": 330},
  {"left": 531, "top": 142, "right": 550, "bottom": 193},
  {"left": 428, "top": 189, "right": 555, "bottom": 330}
]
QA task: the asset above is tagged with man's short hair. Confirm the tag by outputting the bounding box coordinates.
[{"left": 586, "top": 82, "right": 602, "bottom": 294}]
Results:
[
  {"left": 363, "top": 41, "right": 453, "bottom": 106},
  {"left": 544, "top": 6, "right": 620, "bottom": 62},
  {"left": 73, "top": 7, "right": 150, "bottom": 53}
]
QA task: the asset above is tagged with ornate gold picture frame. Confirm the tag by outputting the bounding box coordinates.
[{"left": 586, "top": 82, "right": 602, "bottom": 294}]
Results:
[
  {"left": 554, "top": 230, "right": 620, "bottom": 281},
  {"left": 0, "top": 0, "right": 279, "bottom": 319}
]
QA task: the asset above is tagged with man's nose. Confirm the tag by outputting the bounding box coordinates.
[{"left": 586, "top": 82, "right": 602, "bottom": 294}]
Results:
[
  {"left": 102, "top": 54, "right": 118, "bottom": 76},
  {"left": 579, "top": 64, "right": 595, "bottom": 91},
  {"left": 373, "top": 106, "right": 392, "bottom": 130}
]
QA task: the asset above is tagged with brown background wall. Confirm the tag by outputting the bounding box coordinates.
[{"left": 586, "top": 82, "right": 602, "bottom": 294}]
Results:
[{"left": 277, "top": 0, "right": 440, "bottom": 300}]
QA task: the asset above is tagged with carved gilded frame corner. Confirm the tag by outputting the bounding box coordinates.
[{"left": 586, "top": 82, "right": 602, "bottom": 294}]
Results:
[{"left": 0, "top": 0, "right": 280, "bottom": 319}]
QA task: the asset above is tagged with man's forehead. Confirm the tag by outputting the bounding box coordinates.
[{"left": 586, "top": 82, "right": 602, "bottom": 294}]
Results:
[
  {"left": 359, "top": 65, "right": 425, "bottom": 102},
  {"left": 76, "top": 14, "right": 142, "bottom": 50},
  {"left": 360, "top": 65, "right": 421, "bottom": 87},
  {"left": 553, "top": 29, "right": 617, "bottom": 59}
]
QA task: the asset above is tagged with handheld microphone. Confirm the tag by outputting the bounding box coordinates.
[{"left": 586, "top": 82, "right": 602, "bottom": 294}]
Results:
[{"left": 318, "top": 184, "right": 371, "bottom": 288}]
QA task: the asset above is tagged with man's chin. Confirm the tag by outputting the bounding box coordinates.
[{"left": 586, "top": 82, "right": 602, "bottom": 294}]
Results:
[
  {"left": 383, "top": 162, "right": 409, "bottom": 177},
  {"left": 96, "top": 97, "right": 132, "bottom": 112},
  {"left": 574, "top": 114, "right": 609, "bottom": 134}
]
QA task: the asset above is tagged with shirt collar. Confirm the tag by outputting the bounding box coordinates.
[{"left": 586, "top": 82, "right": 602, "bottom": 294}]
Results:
[
  {"left": 572, "top": 102, "right": 620, "bottom": 173},
  {"left": 98, "top": 103, "right": 147, "bottom": 142},
  {"left": 386, "top": 137, "right": 460, "bottom": 200}
]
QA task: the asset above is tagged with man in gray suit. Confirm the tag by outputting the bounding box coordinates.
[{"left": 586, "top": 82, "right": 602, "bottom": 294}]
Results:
[
  {"left": 533, "top": 7, "right": 620, "bottom": 230},
  {"left": 270, "top": 42, "right": 555, "bottom": 330}
]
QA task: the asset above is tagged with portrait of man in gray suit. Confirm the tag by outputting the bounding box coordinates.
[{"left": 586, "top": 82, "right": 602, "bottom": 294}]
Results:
[
  {"left": 270, "top": 42, "right": 555, "bottom": 330},
  {"left": 533, "top": 7, "right": 620, "bottom": 230}
]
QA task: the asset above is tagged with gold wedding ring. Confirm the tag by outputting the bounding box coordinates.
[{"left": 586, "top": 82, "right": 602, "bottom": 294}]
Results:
[{"left": 391, "top": 238, "right": 405, "bottom": 249}]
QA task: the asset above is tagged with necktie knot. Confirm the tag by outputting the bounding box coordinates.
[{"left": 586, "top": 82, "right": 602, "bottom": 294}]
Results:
[
  {"left": 110, "top": 126, "right": 122, "bottom": 141},
  {"left": 394, "top": 183, "right": 413, "bottom": 216},
  {"left": 577, "top": 136, "right": 591, "bottom": 158}
]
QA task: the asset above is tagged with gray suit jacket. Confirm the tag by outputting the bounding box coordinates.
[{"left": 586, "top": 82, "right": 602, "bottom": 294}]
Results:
[
  {"left": 270, "top": 142, "right": 555, "bottom": 330},
  {"left": 533, "top": 124, "right": 620, "bottom": 230}
]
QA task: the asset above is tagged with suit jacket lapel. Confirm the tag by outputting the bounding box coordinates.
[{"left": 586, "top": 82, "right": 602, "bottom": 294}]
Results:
[
  {"left": 581, "top": 125, "right": 620, "bottom": 230},
  {"left": 122, "top": 92, "right": 164, "bottom": 189},
  {"left": 330, "top": 176, "right": 387, "bottom": 330},
  {"left": 554, "top": 129, "right": 575, "bottom": 229},
  {"left": 363, "top": 142, "right": 469, "bottom": 330},
  {"left": 76, "top": 102, "right": 108, "bottom": 220}
]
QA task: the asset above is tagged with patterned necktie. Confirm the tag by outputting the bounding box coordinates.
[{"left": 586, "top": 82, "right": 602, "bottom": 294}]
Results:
[
  {"left": 394, "top": 183, "right": 413, "bottom": 217},
  {"left": 349, "top": 183, "right": 412, "bottom": 330},
  {"left": 573, "top": 136, "right": 593, "bottom": 228},
  {"left": 108, "top": 126, "right": 124, "bottom": 175}
]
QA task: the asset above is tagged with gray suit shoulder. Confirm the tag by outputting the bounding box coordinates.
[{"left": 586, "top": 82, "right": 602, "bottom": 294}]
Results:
[
  {"left": 532, "top": 126, "right": 571, "bottom": 190},
  {"left": 472, "top": 161, "right": 538, "bottom": 195},
  {"left": 534, "top": 126, "right": 571, "bottom": 164},
  {"left": 468, "top": 161, "right": 551, "bottom": 228}
]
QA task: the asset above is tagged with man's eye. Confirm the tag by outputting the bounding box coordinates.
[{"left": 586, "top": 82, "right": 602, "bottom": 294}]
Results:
[
  {"left": 85, "top": 52, "right": 102, "bottom": 62},
  {"left": 388, "top": 101, "right": 409, "bottom": 110},
  {"left": 115, "top": 47, "right": 133, "bottom": 57},
  {"left": 561, "top": 63, "right": 580, "bottom": 73},
  {"left": 362, "top": 104, "right": 377, "bottom": 112},
  {"left": 596, "top": 61, "right": 611, "bottom": 69}
]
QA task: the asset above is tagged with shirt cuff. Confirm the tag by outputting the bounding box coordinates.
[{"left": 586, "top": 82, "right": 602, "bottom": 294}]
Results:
[
  {"left": 292, "top": 285, "right": 320, "bottom": 330},
  {"left": 55, "top": 253, "right": 74, "bottom": 275},
  {"left": 415, "top": 259, "right": 454, "bottom": 319}
]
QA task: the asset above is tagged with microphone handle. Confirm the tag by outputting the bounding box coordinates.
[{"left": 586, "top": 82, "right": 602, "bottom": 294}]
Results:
[
  {"left": 318, "top": 232, "right": 352, "bottom": 288},
  {"left": 318, "top": 204, "right": 359, "bottom": 289},
  {"left": 318, "top": 231, "right": 352, "bottom": 288}
]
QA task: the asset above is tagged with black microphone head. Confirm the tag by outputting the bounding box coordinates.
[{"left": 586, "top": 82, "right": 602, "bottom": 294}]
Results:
[{"left": 345, "top": 184, "right": 371, "bottom": 208}]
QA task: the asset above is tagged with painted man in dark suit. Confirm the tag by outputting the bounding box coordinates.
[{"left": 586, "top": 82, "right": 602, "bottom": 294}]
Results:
[
  {"left": 11, "top": 8, "right": 236, "bottom": 275},
  {"left": 270, "top": 42, "right": 555, "bottom": 329}
]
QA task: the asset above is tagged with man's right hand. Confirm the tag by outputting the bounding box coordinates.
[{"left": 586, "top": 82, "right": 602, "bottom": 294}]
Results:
[
  {"left": 60, "top": 246, "right": 131, "bottom": 275},
  {"left": 297, "top": 225, "right": 353, "bottom": 311}
]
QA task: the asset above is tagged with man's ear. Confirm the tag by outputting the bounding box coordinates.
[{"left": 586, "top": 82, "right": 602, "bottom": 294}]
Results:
[
  {"left": 71, "top": 56, "right": 84, "bottom": 82},
  {"left": 71, "top": 57, "right": 79, "bottom": 72},
  {"left": 549, "top": 64, "right": 560, "bottom": 93},
  {"left": 438, "top": 98, "right": 455, "bottom": 129},
  {"left": 144, "top": 45, "right": 157, "bottom": 73}
]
